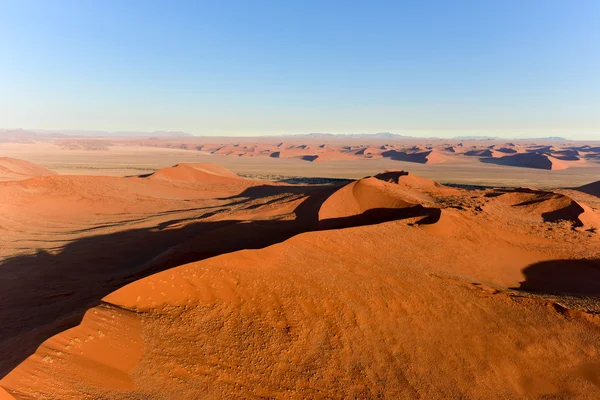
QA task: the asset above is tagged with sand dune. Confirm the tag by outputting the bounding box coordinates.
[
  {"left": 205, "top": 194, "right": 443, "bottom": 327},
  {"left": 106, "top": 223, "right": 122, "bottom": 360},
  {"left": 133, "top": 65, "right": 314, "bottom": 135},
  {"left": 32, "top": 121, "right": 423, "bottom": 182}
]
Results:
[
  {"left": 464, "top": 149, "right": 494, "bottom": 157},
  {"left": 318, "top": 177, "right": 417, "bottom": 220},
  {"left": 484, "top": 188, "right": 599, "bottom": 229},
  {"left": 481, "top": 152, "right": 571, "bottom": 170},
  {"left": 551, "top": 149, "right": 581, "bottom": 161},
  {"left": 318, "top": 171, "right": 457, "bottom": 221},
  {"left": 1, "top": 161, "right": 600, "bottom": 399},
  {"left": 32, "top": 136, "right": 597, "bottom": 173},
  {"left": 147, "top": 163, "right": 242, "bottom": 184},
  {"left": 0, "top": 158, "right": 56, "bottom": 181},
  {"left": 496, "top": 147, "right": 518, "bottom": 154}
]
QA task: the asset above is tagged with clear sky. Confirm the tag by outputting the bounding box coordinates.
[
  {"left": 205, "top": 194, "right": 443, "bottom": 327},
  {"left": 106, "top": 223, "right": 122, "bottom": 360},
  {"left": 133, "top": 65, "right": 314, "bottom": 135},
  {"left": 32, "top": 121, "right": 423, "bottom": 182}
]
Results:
[{"left": 1, "top": 0, "right": 599, "bottom": 139}]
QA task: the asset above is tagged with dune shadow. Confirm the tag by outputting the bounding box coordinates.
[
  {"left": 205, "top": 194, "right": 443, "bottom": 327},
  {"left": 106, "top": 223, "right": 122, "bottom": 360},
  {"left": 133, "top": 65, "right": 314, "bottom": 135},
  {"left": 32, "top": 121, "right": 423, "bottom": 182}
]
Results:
[
  {"left": 319, "top": 206, "right": 441, "bottom": 230},
  {"left": 541, "top": 203, "right": 586, "bottom": 226},
  {"left": 381, "top": 150, "right": 429, "bottom": 163},
  {"left": 480, "top": 155, "right": 553, "bottom": 170},
  {"left": 220, "top": 183, "right": 337, "bottom": 200},
  {"left": 276, "top": 177, "right": 352, "bottom": 185},
  {"left": 0, "top": 181, "right": 439, "bottom": 377},
  {"left": 577, "top": 182, "right": 600, "bottom": 199},
  {"left": 513, "top": 259, "right": 600, "bottom": 296}
]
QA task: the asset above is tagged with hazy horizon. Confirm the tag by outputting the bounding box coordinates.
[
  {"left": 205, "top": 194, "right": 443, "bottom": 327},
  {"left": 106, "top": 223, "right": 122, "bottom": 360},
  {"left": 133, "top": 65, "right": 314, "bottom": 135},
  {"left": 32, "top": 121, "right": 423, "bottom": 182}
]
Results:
[
  {"left": 1, "top": 1, "right": 599, "bottom": 139},
  {"left": 2, "top": 127, "right": 598, "bottom": 141}
]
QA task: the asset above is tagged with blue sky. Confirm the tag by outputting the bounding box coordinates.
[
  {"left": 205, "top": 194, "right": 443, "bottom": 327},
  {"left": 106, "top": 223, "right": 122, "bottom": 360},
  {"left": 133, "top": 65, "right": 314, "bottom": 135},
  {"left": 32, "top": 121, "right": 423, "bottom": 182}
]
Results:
[{"left": 1, "top": 0, "right": 599, "bottom": 138}]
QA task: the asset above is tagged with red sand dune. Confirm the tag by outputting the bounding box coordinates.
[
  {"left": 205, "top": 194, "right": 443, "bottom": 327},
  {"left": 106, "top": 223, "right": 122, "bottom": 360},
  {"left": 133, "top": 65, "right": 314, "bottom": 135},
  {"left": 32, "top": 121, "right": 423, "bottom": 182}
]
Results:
[
  {"left": 0, "top": 158, "right": 56, "bottom": 181},
  {"left": 1, "top": 161, "right": 600, "bottom": 399},
  {"left": 318, "top": 171, "right": 457, "bottom": 220},
  {"left": 481, "top": 152, "right": 570, "bottom": 170},
  {"left": 551, "top": 149, "right": 581, "bottom": 161},
  {"left": 147, "top": 163, "right": 242, "bottom": 184},
  {"left": 421, "top": 149, "right": 448, "bottom": 163},
  {"left": 318, "top": 177, "right": 417, "bottom": 220},
  {"left": 484, "top": 188, "right": 600, "bottom": 229}
]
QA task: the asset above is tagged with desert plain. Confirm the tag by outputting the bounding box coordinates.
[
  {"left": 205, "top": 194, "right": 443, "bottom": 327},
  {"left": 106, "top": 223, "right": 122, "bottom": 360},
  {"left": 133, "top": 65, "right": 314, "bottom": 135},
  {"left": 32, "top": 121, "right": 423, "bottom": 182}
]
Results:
[{"left": 1, "top": 133, "right": 600, "bottom": 399}]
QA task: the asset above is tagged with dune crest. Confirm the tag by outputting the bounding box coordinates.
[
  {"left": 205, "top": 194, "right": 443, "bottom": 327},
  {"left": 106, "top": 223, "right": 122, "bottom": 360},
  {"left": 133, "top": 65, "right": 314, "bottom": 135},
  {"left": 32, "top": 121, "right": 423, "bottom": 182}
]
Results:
[
  {"left": 485, "top": 188, "right": 599, "bottom": 229},
  {"left": 318, "top": 171, "right": 452, "bottom": 220},
  {"left": 146, "top": 163, "right": 242, "bottom": 183}
]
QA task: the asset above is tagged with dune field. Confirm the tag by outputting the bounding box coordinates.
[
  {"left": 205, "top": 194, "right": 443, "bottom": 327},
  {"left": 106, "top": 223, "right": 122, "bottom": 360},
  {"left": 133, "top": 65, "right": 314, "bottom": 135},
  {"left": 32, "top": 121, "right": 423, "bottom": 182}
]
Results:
[
  {"left": 1, "top": 142, "right": 600, "bottom": 398},
  {"left": 1, "top": 137, "right": 600, "bottom": 188}
]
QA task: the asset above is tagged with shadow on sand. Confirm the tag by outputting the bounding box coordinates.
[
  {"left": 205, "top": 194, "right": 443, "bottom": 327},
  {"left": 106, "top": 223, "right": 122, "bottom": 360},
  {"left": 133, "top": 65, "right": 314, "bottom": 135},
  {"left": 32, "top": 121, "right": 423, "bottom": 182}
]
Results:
[
  {"left": 0, "top": 182, "right": 439, "bottom": 377},
  {"left": 514, "top": 259, "right": 600, "bottom": 297}
]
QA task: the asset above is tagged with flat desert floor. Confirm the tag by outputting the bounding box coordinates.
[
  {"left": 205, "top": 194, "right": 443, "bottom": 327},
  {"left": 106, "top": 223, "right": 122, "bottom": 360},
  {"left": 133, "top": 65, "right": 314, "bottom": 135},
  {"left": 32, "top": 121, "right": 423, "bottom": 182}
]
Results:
[{"left": 1, "top": 138, "right": 600, "bottom": 399}]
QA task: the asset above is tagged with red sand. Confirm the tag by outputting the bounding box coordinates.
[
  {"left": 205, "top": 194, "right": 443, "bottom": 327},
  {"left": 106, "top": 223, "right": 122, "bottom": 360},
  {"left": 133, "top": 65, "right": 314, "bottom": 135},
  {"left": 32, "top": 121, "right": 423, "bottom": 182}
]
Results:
[
  {"left": 147, "top": 163, "right": 242, "bottom": 184},
  {"left": 0, "top": 157, "right": 56, "bottom": 181},
  {"left": 1, "top": 159, "right": 600, "bottom": 399}
]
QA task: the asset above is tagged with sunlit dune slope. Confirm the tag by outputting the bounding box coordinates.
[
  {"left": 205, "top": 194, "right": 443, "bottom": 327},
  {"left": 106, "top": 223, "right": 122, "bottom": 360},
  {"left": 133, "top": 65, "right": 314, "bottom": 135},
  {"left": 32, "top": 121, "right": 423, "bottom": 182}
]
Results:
[
  {"left": 0, "top": 158, "right": 56, "bottom": 181},
  {"left": 318, "top": 171, "right": 457, "bottom": 220},
  {"left": 146, "top": 163, "right": 242, "bottom": 183}
]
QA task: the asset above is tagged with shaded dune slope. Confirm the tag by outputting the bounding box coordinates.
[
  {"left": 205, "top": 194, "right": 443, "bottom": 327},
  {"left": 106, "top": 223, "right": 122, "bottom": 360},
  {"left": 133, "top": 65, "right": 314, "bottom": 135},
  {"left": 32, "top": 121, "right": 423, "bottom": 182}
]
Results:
[
  {"left": 579, "top": 180, "right": 600, "bottom": 198},
  {"left": 481, "top": 153, "right": 569, "bottom": 170},
  {"left": 380, "top": 149, "right": 446, "bottom": 164}
]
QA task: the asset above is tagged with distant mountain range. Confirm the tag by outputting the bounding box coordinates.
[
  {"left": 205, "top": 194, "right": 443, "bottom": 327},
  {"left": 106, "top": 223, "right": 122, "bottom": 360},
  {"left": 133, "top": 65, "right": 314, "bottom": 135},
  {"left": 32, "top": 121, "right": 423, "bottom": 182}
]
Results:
[
  {"left": 293, "top": 133, "right": 569, "bottom": 141},
  {"left": 0, "top": 129, "right": 571, "bottom": 141},
  {"left": 453, "top": 135, "right": 567, "bottom": 141},
  {"left": 0, "top": 129, "right": 193, "bottom": 138},
  {"left": 296, "top": 132, "right": 413, "bottom": 139},
  {"left": 452, "top": 136, "right": 501, "bottom": 140},
  {"left": 32, "top": 130, "right": 194, "bottom": 137}
]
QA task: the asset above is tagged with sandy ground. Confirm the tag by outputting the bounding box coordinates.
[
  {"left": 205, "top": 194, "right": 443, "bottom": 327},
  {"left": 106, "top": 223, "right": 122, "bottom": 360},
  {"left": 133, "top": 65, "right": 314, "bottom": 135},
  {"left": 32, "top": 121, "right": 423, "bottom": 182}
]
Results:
[
  {"left": 0, "top": 155, "right": 599, "bottom": 399},
  {"left": 1, "top": 140, "right": 600, "bottom": 188}
]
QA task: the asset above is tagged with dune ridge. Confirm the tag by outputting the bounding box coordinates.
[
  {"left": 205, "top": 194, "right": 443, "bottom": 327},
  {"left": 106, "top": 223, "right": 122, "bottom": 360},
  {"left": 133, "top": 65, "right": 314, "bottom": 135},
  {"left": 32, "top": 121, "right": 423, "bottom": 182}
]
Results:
[{"left": 146, "top": 163, "right": 242, "bottom": 183}]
